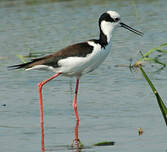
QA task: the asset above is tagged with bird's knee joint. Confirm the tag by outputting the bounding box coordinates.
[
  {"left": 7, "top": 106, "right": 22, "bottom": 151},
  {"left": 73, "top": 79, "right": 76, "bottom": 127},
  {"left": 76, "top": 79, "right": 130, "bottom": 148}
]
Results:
[
  {"left": 38, "top": 82, "right": 44, "bottom": 89},
  {"left": 38, "top": 83, "right": 41, "bottom": 87}
]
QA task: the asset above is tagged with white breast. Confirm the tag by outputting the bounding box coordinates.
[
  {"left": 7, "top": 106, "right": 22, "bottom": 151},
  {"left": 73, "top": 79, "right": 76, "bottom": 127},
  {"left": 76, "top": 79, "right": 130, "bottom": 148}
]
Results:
[{"left": 56, "top": 41, "right": 112, "bottom": 77}]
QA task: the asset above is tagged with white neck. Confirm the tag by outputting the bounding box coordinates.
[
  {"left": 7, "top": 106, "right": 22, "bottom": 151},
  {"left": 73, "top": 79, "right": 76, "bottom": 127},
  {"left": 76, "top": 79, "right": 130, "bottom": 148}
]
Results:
[{"left": 100, "top": 21, "right": 115, "bottom": 43}]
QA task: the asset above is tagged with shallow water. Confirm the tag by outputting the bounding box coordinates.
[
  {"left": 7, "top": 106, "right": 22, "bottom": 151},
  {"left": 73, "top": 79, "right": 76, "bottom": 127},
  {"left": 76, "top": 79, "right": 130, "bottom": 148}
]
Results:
[{"left": 1, "top": 0, "right": 167, "bottom": 151}]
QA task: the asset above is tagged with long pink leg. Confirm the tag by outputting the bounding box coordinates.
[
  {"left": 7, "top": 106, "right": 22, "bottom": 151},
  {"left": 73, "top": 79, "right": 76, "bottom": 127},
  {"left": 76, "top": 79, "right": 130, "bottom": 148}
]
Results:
[
  {"left": 73, "top": 78, "right": 80, "bottom": 121},
  {"left": 72, "top": 78, "right": 80, "bottom": 145},
  {"left": 38, "top": 73, "right": 61, "bottom": 151}
]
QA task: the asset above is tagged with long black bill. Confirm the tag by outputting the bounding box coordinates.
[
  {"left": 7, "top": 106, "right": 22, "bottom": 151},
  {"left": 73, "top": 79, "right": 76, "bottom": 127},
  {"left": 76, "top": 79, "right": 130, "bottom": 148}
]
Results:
[{"left": 120, "top": 22, "right": 144, "bottom": 36}]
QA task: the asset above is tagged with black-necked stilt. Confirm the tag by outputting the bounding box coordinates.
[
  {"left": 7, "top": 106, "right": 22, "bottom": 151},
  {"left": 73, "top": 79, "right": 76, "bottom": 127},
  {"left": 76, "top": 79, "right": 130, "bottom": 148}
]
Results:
[{"left": 9, "top": 10, "right": 143, "bottom": 148}]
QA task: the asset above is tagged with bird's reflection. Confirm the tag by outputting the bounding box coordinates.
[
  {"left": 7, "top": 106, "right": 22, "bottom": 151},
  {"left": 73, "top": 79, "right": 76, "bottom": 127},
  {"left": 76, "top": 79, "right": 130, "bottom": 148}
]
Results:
[
  {"left": 72, "top": 120, "right": 81, "bottom": 152},
  {"left": 41, "top": 121, "right": 45, "bottom": 152},
  {"left": 40, "top": 80, "right": 83, "bottom": 152},
  {"left": 40, "top": 119, "right": 83, "bottom": 152},
  {"left": 72, "top": 120, "right": 85, "bottom": 152}
]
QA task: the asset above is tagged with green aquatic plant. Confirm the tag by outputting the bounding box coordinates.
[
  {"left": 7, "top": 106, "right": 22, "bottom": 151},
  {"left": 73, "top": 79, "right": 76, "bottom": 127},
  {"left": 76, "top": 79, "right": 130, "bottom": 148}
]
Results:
[
  {"left": 129, "top": 43, "right": 167, "bottom": 126},
  {"left": 16, "top": 55, "right": 26, "bottom": 63},
  {"left": 16, "top": 51, "right": 54, "bottom": 63},
  {"left": 138, "top": 43, "right": 167, "bottom": 67},
  {"left": 132, "top": 43, "right": 167, "bottom": 126},
  {"left": 23, "top": 51, "right": 53, "bottom": 58},
  {"left": 133, "top": 62, "right": 167, "bottom": 126}
]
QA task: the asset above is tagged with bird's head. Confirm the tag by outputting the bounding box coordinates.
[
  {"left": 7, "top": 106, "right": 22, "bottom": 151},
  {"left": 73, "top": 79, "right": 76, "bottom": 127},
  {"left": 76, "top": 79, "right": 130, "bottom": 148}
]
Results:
[{"left": 99, "top": 11, "right": 143, "bottom": 40}]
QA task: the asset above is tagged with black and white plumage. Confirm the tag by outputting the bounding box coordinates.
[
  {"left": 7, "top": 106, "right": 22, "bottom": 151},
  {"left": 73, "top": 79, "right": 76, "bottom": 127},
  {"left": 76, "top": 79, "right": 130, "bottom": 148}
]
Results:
[
  {"left": 8, "top": 11, "right": 143, "bottom": 78},
  {"left": 8, "top": 11, "right": 143, "bottom": 148}
]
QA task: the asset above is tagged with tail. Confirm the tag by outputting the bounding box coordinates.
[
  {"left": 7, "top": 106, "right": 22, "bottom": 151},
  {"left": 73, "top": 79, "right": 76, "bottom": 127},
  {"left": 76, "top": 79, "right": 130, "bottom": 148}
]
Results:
[
  {"left": 7, "top": 62, "right": 34, "bottom": 70},
  {"left": 8, "top": 55, "right": 52, "bottom": 70},
  {"left": 7, "top": 55, "right": 50, "bottom": 70}
]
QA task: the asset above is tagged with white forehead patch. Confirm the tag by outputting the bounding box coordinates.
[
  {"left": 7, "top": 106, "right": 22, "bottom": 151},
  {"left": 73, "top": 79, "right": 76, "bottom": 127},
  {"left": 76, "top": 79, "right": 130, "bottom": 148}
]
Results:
[{"left": 107, "top": 11, "right": 120, "bottom": 19}]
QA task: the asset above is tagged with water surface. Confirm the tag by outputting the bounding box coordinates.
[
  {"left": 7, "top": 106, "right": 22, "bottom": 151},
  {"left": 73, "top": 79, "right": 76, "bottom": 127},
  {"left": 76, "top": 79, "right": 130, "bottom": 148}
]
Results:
[{"left": 1, "top": 0, "right": 167, "bottom": 151}]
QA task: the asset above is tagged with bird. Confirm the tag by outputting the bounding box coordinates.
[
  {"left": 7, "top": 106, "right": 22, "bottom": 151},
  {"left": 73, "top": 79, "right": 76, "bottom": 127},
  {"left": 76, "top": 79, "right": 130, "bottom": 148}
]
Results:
[{"left": 8, "top": 11, "right": 143, "bottom": 146}]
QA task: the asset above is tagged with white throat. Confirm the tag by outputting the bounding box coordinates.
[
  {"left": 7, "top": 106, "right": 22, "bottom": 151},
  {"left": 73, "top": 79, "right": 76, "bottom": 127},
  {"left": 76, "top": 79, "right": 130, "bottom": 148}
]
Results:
[{"left": 101, "top": 20, "right": 115, "bottom": 43}]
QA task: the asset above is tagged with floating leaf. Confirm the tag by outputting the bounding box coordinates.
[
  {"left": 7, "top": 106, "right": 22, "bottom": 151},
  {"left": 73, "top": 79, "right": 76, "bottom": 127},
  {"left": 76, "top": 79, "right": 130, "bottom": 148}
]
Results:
[{"left": 94, "top": 141, "right": 115, "bottom": 146}]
